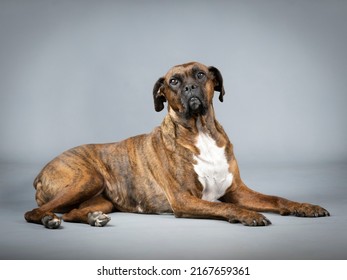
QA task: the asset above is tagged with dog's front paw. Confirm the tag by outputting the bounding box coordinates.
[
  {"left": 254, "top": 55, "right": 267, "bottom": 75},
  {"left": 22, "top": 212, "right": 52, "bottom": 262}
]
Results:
[
  {"left": 229, "top": 211, "right": 271, "bottom": 226},
  {"left": 280, "top": 203, "right": 330, "bottom": 217},
  {"left": 88, "top": 211, "right": 111, "bottom": 227}
]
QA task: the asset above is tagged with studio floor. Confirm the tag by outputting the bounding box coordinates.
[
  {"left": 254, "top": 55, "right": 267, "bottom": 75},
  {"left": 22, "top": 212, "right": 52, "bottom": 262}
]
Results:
[{"left": 0, "top": 162, "right": 346, "bottom": 260}]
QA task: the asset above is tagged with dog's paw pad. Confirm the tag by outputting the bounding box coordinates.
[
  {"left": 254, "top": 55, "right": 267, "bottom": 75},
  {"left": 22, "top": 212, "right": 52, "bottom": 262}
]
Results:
[
  {"left": 88, "top": 211, "right": 111, "bottom": 227},
  {"left": 41, "top": 215, "right": 61, "bottom": 229}
]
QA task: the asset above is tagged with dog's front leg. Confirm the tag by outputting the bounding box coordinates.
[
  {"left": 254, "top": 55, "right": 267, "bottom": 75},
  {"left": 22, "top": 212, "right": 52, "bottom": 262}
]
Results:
[
  {"left": 169, "top": 193, "right": 271, "bottom": 226},
  {"left": 221, "top": 183, "right": 330, "bottom": 217}
]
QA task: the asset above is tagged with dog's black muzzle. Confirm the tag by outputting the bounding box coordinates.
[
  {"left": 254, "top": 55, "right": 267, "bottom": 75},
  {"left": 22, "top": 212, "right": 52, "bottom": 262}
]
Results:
[
  {"left": 182, "top": 84, "right": 207, "bottom": 117},
  {"left": 188, "top": 96, "right": 202, "bottom": 111}
]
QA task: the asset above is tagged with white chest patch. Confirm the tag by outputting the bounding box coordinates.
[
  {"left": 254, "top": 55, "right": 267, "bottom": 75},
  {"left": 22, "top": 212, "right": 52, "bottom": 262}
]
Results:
[{"left": 193, "top": 132, "right": 233, "bottom": 202}]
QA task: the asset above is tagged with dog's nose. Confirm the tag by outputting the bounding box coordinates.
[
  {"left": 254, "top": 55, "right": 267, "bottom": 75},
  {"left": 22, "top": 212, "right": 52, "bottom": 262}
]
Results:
[{"left": 184, "top": 84, "right": 198, "bottom": 94}]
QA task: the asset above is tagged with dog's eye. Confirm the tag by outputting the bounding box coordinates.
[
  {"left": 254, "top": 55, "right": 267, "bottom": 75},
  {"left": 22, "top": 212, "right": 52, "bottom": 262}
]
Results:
[
  {"left": 197, "top": 72, "right": 205, "bottom": 79},
  {"left": 169, "top": 78, "right": 179, "bottom": 86}
]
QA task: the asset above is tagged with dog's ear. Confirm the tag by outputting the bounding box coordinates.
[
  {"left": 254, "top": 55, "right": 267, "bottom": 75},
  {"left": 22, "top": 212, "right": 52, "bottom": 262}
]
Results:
[
  {"left": 153, "top": 77, "right": 166, "bottom": 112},
  {"left": 208, "top": 66, "right": 225, "bottom": 102}
]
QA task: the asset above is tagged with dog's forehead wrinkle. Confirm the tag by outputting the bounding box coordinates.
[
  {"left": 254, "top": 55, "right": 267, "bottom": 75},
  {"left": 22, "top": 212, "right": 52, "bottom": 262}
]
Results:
[
  {"left": 168, "top": 62, "right": 207, "bottom": 74},
  {"left": 192, "top": 65, "right": 205, "bottom": 74},
  {"left": 170, "top": 73, "right": 183, "bottom": 80}
]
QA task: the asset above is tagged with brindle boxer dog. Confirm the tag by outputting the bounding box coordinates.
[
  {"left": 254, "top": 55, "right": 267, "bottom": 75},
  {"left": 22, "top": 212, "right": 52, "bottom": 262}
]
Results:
[{"left": 25, "top": 62, "right": 330, "bottom": 229}]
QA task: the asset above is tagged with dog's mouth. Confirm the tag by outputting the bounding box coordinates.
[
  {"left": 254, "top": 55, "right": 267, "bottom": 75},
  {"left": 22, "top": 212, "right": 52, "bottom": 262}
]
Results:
[
  {"left": 188, "top": 97, "right": 202, "bottom": 111},
  {"left": 186, "top": 96, "right": 207, "bottom": 117}
]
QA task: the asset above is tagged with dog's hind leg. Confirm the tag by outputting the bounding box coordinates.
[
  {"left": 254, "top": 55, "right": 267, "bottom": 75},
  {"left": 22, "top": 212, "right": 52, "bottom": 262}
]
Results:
[
  {"left": 25, "top": 170, "right": 106, "bottom": 229},
  {"left": 62, "top": 195, "right": 114, "bottom": 226}
]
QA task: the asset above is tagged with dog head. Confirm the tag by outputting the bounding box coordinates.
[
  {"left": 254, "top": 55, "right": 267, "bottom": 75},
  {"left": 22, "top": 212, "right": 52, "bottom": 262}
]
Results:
[{"left": 153, "top": 62, "right": 225, "bottom": 119}]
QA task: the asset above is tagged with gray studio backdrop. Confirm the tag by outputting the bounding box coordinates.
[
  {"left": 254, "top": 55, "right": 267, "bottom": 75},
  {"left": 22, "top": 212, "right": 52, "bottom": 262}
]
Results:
[{"left": 1, "top": 0, "right": 347, "bottom": 166}]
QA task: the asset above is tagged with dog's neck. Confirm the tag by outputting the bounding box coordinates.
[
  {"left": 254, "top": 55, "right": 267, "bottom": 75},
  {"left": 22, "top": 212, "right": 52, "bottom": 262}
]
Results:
[
  {"left": 167, "top": 105, "right": 217, "bottom": 133},
  {"left": 161, "top": 105, "right": 229, "bottom": 151}
]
